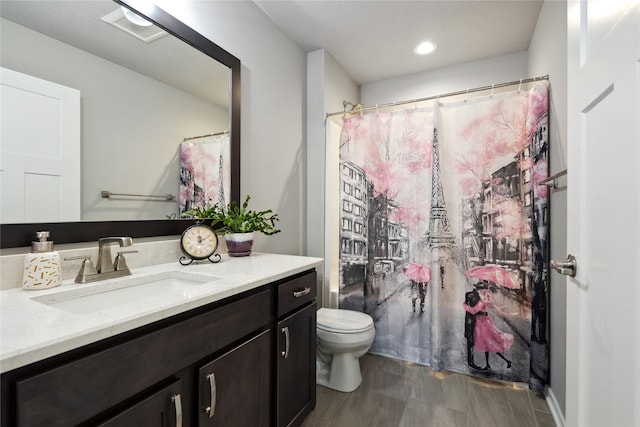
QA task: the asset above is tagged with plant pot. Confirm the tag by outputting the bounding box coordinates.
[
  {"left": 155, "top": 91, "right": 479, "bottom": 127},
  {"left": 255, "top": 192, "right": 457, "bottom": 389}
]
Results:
[{"left": 225, "top": 232, "right": 254, "bottom": 257}]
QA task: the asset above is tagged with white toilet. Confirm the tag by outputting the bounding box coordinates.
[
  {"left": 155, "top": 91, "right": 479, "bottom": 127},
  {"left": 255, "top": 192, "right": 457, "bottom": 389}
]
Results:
[{"left": 316, "top": 307, "right": 375, "bottom": 392}]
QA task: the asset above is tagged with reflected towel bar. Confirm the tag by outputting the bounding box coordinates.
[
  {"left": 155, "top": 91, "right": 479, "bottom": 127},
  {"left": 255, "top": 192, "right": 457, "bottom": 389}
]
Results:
[
  {"left": 183, "top": 130, "right": 228, "bottom": 142},
  {"left": 101, "top": 190, "right": 176, "bottom": 201},
  {"left": 537, "top": 169, "right": 567, "bottom": 188}
]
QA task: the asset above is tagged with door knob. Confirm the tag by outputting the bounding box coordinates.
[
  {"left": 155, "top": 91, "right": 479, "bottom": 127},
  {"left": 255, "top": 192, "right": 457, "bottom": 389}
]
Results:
[{"left": 550, "top": 254, "right": 576, "bottom": 277}]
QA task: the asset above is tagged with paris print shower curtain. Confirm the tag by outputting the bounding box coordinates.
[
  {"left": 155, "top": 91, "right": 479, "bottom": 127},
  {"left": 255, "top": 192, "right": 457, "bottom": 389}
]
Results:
[{"left": 337, "top": 84, "right": 549, "bottom": 391}]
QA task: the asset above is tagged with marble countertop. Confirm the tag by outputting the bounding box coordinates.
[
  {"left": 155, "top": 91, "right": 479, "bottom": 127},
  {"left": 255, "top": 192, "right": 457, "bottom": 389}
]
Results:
[{"left": 0, "top": 252, "right": 323, "bottom": 373}]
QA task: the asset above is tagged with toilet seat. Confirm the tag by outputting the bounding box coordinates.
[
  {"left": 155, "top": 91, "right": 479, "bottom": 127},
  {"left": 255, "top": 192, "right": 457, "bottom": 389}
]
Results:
[{"left": 317, "top": 308, "right": 373, "bottom": 334}]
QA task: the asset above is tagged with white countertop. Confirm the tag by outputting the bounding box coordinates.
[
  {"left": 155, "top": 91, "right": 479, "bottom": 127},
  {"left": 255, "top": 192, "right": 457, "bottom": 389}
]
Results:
[{"left": 0, "top": 252, "right": 323, "bottom": 373}]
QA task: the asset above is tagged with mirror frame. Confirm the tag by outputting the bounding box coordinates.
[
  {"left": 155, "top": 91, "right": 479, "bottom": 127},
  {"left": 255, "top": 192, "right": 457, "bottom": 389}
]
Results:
[{"left": 0, "top": 0, "right": 240, "bottom": 248}]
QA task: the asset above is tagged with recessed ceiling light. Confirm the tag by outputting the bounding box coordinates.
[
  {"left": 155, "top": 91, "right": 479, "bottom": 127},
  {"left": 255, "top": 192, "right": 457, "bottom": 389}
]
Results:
[
  {"left": 102, "top": 8, "right": 168, "bottom": 43},
  {"left": 121, "top": 6, "right": 153, "bottom": 27},
  {"left": 414, "top": 41, "right": 437, "bottom": 55}
]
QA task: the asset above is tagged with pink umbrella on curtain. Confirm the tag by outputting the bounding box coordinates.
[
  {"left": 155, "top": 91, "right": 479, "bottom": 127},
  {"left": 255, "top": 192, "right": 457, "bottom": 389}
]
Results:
[
  {"left": 403, "top": 263, "right": 431, "bottom": 283},
  {"left": 465, "top": 265, "right": 520, "bottom": 289}
]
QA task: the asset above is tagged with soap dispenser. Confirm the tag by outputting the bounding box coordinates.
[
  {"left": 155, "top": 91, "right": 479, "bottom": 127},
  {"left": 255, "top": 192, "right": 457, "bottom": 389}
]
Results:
[{"left": 22, "top": 231, "right": 62, "bottom": 290}]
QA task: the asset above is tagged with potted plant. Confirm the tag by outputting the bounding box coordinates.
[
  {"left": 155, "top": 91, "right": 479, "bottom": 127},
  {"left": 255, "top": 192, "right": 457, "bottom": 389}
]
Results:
[{"left": 183, "top": 195, "right": 280, "bottom": 257}]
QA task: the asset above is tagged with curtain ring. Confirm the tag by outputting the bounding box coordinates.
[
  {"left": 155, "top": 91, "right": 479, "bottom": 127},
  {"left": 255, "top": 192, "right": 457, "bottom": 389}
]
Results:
[{"left": 518, "top": 78, "right": 523, "bottom": 93}]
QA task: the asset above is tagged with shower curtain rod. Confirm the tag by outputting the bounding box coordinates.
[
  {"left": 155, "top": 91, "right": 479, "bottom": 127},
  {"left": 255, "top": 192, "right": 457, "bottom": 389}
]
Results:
[
  {"left": 325, "top": 74, "right": 549, "bottom": 119},
  {"left": 182, "top": 130, "right": 229, "bottom": 142}
]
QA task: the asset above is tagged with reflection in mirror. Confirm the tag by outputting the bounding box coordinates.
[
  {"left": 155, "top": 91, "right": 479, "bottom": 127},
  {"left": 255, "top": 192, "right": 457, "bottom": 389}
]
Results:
[
  {"left": 1, "top": 0, "right": 229, "bottom": 221},
  {"left": 0, "top": 0, "right": 240, "bottom": 247}
]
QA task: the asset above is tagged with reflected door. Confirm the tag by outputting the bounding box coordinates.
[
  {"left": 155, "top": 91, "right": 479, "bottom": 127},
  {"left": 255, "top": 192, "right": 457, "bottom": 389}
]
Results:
[
  {"left": 566, "top": 1, "right": 639, "bottom": 426},
  {"left": 1, "top": 67, "right": 80, "bottom": 222}
]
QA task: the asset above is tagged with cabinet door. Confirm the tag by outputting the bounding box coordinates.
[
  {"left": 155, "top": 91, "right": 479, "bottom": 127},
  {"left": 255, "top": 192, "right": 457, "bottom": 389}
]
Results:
[
  {"left": 97, "top": 379, "right": 183, "bottom": 427},
  {"left": 198, "top": 330, "right": 271, "bottom": 426},
  {"left": 277, "top": 302, "right": 316, "bottom": 427}
]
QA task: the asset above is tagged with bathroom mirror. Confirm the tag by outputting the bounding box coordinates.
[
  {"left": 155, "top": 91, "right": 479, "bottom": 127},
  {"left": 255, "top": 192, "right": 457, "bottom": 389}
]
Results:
[{"left": 0, "top": 0, "right": 240, "bottom": 248}]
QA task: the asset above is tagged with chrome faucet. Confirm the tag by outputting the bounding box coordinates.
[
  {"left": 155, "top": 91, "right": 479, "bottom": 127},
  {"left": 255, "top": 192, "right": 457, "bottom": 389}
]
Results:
[{"left": 65, "top": 237, "right": 137, "bottom": 283}]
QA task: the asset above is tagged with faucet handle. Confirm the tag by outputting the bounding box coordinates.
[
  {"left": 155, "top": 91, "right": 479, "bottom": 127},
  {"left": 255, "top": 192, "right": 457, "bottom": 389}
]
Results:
[
  {"left": 98, "top": 236, "right": 134, "bottom": 246},
  {"left": 114, "top": 250, "right": 138, "bottom": 272},
  {"left": 64, "top": 255, "right": 98, "bottom": 283}
]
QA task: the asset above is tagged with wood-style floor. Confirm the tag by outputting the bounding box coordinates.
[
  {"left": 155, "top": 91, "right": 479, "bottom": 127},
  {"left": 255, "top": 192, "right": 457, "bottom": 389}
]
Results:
[{"left": 301, "top": 353, "right": 555, "bottom": 427}]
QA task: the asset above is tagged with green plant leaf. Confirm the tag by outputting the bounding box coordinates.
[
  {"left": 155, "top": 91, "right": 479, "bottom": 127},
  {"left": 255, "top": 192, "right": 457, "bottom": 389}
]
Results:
[{"left": 206, "top": 195, "right": 281, "bottom": 235}]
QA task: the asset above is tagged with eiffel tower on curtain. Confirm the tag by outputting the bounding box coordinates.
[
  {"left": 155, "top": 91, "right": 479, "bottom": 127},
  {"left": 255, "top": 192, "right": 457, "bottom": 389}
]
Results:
[
  {"left": 425, "top": 122, "right": 455, "bottom": 249},
  {"left": 424, "top": 108, "right": 455, "bottom": 370},
  {"left": 217, "top": 153, "right": 227, "bottom": 213}
]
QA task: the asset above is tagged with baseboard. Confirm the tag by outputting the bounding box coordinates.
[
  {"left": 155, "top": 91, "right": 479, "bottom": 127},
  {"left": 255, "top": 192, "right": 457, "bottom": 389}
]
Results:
[{"left": 545, "top": 387, "right": 565, "bottom": 427}]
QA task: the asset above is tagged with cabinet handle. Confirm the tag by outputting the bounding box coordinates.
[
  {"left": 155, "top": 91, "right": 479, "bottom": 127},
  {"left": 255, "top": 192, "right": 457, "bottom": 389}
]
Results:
[
  {"left": 293, "top": 287, "right": 311, "bottom": 298},
  {"left": 281, "top": 326, "right": 290, "bottom": 359},
  {"left": 171, "top": 394, "right": 183, "bottom": 427},
  {"left": 205, "top": 373, "right": 217, "bottom": 418}
]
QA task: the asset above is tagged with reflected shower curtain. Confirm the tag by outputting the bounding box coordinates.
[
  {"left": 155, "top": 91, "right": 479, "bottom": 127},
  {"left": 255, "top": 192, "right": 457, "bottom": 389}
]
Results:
[
  {"left": 179, "top": 133, "right": 230, "bottom": 214},
  {"left": 336, "top": 84, "right": 549, "bottom": 391}
]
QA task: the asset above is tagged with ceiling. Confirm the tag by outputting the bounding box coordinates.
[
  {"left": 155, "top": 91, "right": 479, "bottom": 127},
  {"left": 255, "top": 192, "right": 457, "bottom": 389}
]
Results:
[
  {"left": 2, "top": 1, "right": 543, "bottom": 100},
  {"left": 254, "top": 0, "right": 544, "bottom": 85}
]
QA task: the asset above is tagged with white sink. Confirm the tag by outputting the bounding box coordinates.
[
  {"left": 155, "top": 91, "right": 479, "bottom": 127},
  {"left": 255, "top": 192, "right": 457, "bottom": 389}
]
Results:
[{"left": 32, "top": 270, "right": 222, "bottom": 315}]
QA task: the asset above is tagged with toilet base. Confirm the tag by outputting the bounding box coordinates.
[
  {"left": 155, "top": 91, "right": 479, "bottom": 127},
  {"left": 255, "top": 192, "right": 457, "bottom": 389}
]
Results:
[{"left": 316, "top": 352, "right": 363, "bottom": 392}]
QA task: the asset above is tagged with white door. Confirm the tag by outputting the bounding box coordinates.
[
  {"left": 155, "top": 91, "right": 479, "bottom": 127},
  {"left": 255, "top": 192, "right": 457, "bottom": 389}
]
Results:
[
  {"left": 565, "top": 1, "right": 639, "bottom": 426},
  {"left": 0, "top": 67, "right": 81, "bottom": 223}
]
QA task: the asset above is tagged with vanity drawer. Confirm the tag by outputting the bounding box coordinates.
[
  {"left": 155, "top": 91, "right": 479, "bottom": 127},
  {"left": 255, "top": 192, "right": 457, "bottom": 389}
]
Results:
[
  {"left": 13, "top": 289, "right": 271, "bottom": 427},
  {"left": 277, "top": 271, "right": 316, "bottom": 317}
]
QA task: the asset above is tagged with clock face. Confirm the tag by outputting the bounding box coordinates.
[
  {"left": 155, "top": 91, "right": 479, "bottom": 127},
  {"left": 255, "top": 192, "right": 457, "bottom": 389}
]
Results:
[{"left": 180, "top": 224, "right": 218, "bottom": 260}]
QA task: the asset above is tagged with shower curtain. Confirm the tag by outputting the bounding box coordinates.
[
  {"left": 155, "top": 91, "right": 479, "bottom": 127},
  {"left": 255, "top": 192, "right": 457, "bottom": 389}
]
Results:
[
  {"left": 179, "top": 133, "right": 230, "bottom": 215},
  {"left": 335, "top": 84, "right": 549, "bottom": 391}
]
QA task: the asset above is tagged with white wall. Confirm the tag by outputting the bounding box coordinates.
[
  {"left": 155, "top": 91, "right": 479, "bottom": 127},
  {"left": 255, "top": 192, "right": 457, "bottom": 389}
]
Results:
[
  {"left": 0, "top": 18, "right": 227, "bottom": 221},
  {"left": 361, "top": 51, "right": 528, "bottom": 105},
  {"left": 323, "top": 53, "right": 360, "bottom": 114},
  {"left": 307, "top": 49, "right": 359, "bottom": 306},
  {"left": 158, "top": 2, "right": 308, "bottom": 255},
  {"left": 527, "top": 0, "right": 568, "bottom": 421}
]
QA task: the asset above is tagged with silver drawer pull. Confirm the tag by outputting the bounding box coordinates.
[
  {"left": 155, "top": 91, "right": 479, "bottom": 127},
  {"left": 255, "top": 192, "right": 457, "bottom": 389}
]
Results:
[
  {"left": 281, "top": 326, "right": 290, "bottom": 358},
  {"left": 293, "top": 287, "right": 311, "bottom": 298},
  {"left": 171, "top": 394, "right": 183, "bottom": 427},
  {"left": 205, "top": 373, "right": 217, "bottom": 418}
]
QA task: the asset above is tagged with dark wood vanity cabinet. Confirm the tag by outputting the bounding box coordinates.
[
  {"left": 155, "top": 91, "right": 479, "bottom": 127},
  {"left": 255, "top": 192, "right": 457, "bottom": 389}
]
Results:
[
  {"left": 198, "top": 330, "right": 271, "bottom": 426},
  {"left": 1, "top": 269, "right": 319, "bottom": 427},
  {"left": 3, "top": 287, "right": 272, "bottom": 427},
  {"left": 276, "top": 272, "right": 317, "bottom": 427}
]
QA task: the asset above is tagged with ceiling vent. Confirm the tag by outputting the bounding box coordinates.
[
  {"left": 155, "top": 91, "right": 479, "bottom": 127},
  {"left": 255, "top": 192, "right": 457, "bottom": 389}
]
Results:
[{"left": 101, "top": 8, "right": 167, "bottom": 43}]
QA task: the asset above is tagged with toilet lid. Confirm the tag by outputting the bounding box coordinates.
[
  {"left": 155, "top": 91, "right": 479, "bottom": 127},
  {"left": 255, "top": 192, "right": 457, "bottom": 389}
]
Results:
[{"left": 317, "top": 308, "right": 374, "bottom": 333}]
